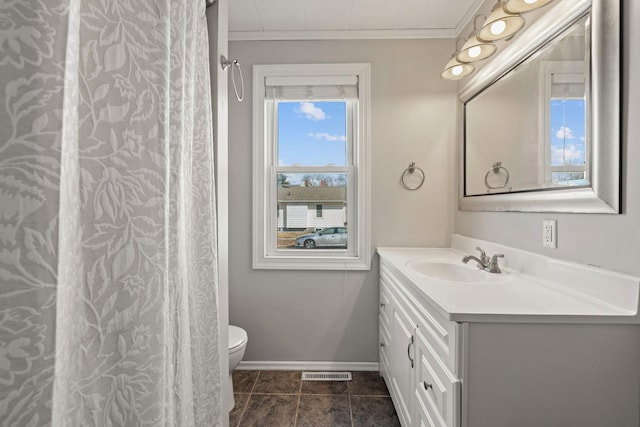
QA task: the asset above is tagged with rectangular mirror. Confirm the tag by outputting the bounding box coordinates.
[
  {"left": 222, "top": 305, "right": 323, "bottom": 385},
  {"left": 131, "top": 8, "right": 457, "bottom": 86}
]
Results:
[{"left": 459, "top": 0, "right": 620, "bottom": 213}]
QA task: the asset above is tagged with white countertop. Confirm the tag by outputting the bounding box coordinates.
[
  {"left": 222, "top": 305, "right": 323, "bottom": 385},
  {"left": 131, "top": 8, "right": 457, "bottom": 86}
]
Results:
[{"left": 377, "top": 243, "right": 640, "bottom": 324}]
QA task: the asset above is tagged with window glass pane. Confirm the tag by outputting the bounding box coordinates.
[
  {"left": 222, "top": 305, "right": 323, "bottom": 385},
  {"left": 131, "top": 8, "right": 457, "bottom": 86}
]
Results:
[
  {"left": 550, "top": 98, "right": 586, "bottom": 167},
  {"left": 276, "top": 173, "right": 348, "bottom": 250},
  {"left": 277, "top": 101, "right": 347, "bottom": 167},
  {"left": 551, "top": 171, "right": 587, "bottom": 186}
]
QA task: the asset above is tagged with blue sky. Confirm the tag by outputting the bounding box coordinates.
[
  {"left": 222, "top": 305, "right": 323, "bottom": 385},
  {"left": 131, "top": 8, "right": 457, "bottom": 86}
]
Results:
[
  {"left": 278, "top": 101, "right": 347, "bottom": 166},
  {"left": 550, "top": 99, "right": 586, "bottom": 166}
]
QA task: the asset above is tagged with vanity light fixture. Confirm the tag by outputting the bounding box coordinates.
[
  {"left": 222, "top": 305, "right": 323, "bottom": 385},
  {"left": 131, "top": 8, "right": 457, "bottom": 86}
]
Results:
[
  {"left": 505, "top": 0, "right": 555, "bottom": 13},
  {"left": 478, "top": 1, "right": 525, "bottom": 42},
  {"left": 457, "top": 15, "right": 498, "bottom": 63},
  {"left": 441, "top": 38, "right": 475, "bottom": 80},
  {"left": 441, "top": 56, "right": 475, "bottom": 80}
]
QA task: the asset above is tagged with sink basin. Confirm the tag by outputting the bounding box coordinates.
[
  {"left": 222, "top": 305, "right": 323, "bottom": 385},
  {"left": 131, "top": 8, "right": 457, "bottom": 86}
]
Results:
[{"left": 405, "top": 260, "right": 508, "bottom": 283}]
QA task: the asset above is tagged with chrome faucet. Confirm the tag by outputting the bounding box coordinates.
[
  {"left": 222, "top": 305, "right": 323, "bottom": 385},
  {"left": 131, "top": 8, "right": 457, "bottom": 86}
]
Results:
[
  {"left": 462, "top": 247, "right": 504, "bottom": 274},
  {"left": 462, "top": 247, "right": 490, "bottom": 269},
  {"left": 462, "top": 254, "right": 485, "bottom": 268}
]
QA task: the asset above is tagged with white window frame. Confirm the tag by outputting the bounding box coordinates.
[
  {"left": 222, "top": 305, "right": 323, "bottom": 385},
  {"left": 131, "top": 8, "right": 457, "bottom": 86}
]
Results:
[
  {"left": 252, "top": 63, "right": 371, "bottom": 270},
  {"left": 539, "top": 60, "right": 588, "bottom": 186}
]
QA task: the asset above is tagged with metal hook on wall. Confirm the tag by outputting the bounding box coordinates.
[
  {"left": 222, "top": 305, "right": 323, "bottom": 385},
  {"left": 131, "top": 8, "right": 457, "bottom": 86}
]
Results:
[{"left": 221, "top": 55, "right": 244, "bottom": 102}]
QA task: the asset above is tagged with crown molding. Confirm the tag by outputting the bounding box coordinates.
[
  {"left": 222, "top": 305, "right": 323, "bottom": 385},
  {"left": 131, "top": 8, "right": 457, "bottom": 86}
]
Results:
[{"left": 454, "top": 0, "right": 487, "bottom": 37}]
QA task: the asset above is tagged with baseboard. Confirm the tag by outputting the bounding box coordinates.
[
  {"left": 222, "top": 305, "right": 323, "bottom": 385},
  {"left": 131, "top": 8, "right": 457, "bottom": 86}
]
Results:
[{"left": 237, "top": 360, "right": 380, "bottom": 371}]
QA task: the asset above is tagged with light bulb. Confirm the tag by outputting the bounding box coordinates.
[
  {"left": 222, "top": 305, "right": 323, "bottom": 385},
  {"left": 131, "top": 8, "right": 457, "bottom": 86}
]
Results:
[
  {"left": 451, "top": 65, "right": 463, "bottom": 76},
  {"left": 468, "top": 46, "right": 482, "bottom": 58},
  {"left": 491, "top": 20, "right": 506, "bottom": 35},
  {"left": 505, "top": 0, "right": 552, "bottom": 13}
]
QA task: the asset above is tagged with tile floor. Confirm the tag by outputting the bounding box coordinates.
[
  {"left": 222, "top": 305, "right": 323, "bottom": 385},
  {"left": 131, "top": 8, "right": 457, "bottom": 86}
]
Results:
[{"left": 229, "top": 370, "right": 401, "bottom": 427}]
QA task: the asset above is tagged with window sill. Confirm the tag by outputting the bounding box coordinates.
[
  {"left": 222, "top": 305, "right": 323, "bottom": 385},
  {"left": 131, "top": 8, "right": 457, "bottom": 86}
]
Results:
[{"left": 252, "top": 254, "right": 371, "bottom": 271}]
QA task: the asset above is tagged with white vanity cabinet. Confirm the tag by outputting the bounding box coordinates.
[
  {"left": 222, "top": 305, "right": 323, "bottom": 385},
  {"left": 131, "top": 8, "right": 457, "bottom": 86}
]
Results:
[
  {"left": 380, "top": 264, "right": 461, "bottom": 427},
  {"left": 378, "top": 248, "right": 640, "bottom": 427}
]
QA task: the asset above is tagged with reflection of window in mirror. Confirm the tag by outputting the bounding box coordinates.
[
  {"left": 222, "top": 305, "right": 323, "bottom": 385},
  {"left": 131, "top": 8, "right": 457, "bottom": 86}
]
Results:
[{"left": 539, "top": 61, "right": 587, "bottom": 188}]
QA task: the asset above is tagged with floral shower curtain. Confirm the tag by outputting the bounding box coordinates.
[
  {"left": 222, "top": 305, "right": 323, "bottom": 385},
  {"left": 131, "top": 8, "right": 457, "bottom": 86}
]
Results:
[{"left": 0, "top": 0, "right": 222, "bottom": 426}]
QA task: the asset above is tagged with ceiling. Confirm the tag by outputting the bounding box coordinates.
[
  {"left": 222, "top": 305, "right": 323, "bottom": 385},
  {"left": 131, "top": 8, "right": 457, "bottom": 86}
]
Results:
[{"left": 229, "top": 0, "right": 485, "bottom": 41}]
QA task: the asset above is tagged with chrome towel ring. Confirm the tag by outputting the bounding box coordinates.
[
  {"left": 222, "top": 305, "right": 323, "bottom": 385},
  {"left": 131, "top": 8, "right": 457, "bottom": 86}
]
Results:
[
  {"left": 484, "top": 161, "right": 510, "bottom": 190},
  {"left": 221, "top": 55, "right": 244, "bottom": 102},
  {"left": 400, "top": 162, "right": 425, "bottom": 190}
]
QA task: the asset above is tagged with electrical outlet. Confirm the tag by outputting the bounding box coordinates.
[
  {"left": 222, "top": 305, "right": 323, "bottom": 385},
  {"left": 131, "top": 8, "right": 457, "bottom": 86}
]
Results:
[{"left": 543, "top": 219, "right": 557, "bottom": 248}]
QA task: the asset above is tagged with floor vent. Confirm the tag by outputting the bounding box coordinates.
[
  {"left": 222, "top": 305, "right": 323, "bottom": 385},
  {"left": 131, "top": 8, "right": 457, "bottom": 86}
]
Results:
[{"left": 301, "top": 371, "right": 352, "bottom": 381}]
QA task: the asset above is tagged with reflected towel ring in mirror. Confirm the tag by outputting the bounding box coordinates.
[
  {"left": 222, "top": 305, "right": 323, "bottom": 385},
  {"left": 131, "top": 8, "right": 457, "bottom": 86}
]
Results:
[
  {"left": 401, "top": 162, "right": 426, "bottom": 190},
  {"left": 484, "top": 161, "right": 510, "bottom": 190},
  {"left": 221, "top": 55, "right": 244, "bottom": 101}
]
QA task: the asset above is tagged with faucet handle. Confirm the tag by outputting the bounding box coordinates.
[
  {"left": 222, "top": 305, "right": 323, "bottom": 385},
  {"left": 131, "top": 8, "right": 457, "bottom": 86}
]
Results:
[
  {"left": 475, "top": 246, "right": 489, "bottom": 264},
  {"left": 489, "top": 254, "right": 504, "bottom": 273}
]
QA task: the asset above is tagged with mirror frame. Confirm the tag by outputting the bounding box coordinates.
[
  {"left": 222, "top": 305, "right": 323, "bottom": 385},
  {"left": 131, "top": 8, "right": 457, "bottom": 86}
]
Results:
[{"left": 458, "top": 0, "right": 620, "bottom": 213}]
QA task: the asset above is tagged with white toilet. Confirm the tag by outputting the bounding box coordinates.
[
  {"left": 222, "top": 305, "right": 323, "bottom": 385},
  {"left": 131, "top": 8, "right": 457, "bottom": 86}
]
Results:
[{"left": 227, "top": 325, "right": 248, "bottom": 411}]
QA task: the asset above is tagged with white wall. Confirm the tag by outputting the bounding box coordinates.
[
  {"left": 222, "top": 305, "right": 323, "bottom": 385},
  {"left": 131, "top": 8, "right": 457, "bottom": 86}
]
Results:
[
  {"left": 456, "top": 0, "right": 640, "bottom": 277},
  {"left": 228, "top": 39, "right": 457, "bottom": 362}
]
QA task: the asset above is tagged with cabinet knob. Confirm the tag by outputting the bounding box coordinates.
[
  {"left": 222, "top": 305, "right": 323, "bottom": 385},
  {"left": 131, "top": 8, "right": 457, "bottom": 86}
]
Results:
[{"left": 423, "top": 381, "right": 433, "bottom": 391}]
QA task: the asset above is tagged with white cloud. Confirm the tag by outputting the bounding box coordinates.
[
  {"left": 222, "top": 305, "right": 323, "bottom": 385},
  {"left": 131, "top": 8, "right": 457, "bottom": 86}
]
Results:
[
  {"left": 551, "top": 143, "right": 585, "bottom": 165},
  {"left": 555, "top": 126, "right": 575, "bottom": 140},
  {"left": 307, "top": 132, "right": 346, "bottom": 142},
  {"left": 296, "top": 102, "right": 326, "bottom": 121}
]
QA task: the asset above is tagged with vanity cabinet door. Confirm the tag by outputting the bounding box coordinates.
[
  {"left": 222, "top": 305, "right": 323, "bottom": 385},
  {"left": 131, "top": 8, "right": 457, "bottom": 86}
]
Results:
[
  {"left": 414, "top": 328, "right": 460, "bottom": 427},
  {"left": 380, "top": 280, "right": 391, "bottom": 328},
  {"left": 379, "top": 277, "right": 392, "bottom": 378},
  {"left": 389, "top": 291, "right": 416, "bottom": 427},
  {"left": 415, "top": 389, "right": 439, "bottom": 427},
  {"left": 413, "top": 298, "right": 461, "bottom": 376},
  {"left": 379, "top": 319, "right": 391, "bottom": 376}
]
